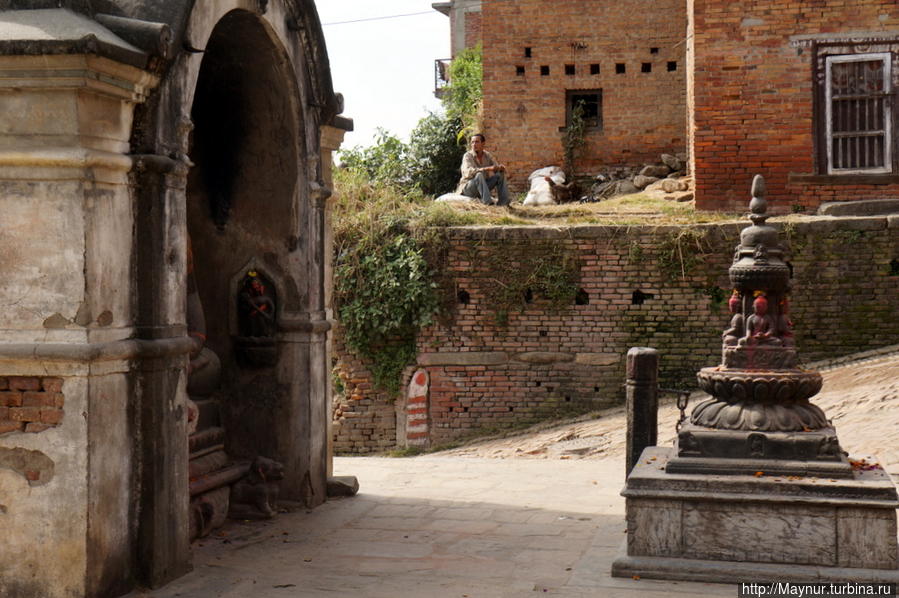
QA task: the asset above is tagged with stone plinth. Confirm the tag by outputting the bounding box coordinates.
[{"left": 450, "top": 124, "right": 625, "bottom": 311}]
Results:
[{"left": 613, "top": 447, "right": 899, "bottom": 583}]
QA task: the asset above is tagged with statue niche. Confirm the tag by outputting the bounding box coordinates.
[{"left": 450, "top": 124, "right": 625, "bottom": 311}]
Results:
[{"left": 235, "top": 270, "right": 278, "bottom": 367}]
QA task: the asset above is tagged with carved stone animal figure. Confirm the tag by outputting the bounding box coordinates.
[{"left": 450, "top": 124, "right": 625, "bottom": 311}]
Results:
[{"left": 228, "top": 456, "right": 285, "bottom": 520}]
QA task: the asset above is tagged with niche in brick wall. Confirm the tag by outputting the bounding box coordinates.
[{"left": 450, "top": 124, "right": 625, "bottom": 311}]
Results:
[
  {"left": 0, "top": 376, "right": 65, "bottom": 435},
  {"left": 632, "top": 290, "right": 655, "bottom": 305},
  {"left": 890, "top": 259, "right": 899, "bottom": 276}
]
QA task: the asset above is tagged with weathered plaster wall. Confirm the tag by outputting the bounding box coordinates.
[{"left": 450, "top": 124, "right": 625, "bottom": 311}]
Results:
[
  {"left": 0, "top": 51, "right": 154, "bottom": 598},
  {"left": 333, "top": 216, "right": 899, "bottom": 453},
  {"left": 691, "top": 0, "right": 899, "bottom": 212},
  {"left": 481, "top": 0, "right": 687, "bottom": 190}
]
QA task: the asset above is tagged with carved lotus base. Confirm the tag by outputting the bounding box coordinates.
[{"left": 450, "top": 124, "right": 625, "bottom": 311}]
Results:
[
  {"left": 690, "top": 396, "right": 829, "bottom": 432},
  {"left": 697, "top": 367, "right": 823, "bottom": 405}
]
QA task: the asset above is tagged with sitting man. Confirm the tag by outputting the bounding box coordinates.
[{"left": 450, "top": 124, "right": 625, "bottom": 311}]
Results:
[{"left": 456, "top": 133, "right": 511, "bottom": 206}]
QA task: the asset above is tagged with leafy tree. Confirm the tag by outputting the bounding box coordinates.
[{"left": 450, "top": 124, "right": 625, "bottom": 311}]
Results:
[
  {"left": 444, "top": 44, "right": 483, "bottom": 137},
  {"left": 407, "top": 112, "right": 466, "bottom": 196},
  {"left": 338, "top": 129, "right": 411, "bottom": 187}
]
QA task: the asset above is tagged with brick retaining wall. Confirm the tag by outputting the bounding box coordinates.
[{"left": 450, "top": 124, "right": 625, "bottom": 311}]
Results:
[{"left": 333, "top": 216, "right": 899, "bottom": 453}]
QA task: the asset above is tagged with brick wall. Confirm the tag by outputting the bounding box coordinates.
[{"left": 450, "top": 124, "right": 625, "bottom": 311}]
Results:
[
  {"left": 691, "top": 0, "right": 899, "bottom": 212},
  {"left": 481, "top": 0, "right": 687, "bottom": 190},
  {"left": 332, "top": 333, "right": 397, "bottom": 454},
  {"left": 0, "top": 376, "right": 65, "bottom": 435},
  {"left": 465, "top": 10, "right": 482, "bottom": 50},
  {"left": 333, "top": 216, "right": 899, "bottom": 453}
]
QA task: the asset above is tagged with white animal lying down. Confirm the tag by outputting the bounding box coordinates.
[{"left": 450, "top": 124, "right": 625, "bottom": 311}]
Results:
[{"left": 523, "top": 166, "right": 567, "bottom": 206}]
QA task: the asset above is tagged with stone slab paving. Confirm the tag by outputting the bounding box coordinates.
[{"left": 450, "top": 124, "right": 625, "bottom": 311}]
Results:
[{"left": 131, "top": 456, "right": 732, "bottom": 598}]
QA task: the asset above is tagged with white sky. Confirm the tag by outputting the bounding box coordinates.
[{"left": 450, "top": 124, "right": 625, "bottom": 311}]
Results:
[{"left": 317, "top": 1, "right": 450, "bottom": 149}]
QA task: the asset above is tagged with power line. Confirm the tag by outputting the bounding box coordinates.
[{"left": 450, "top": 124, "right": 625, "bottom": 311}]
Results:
[{"left": 322, "top": 11, "right": 435, "bottom": 26}]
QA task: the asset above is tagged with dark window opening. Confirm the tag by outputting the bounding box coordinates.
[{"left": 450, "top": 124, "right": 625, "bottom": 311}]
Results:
[
  {"left": 641, "top": 62, "right": 652, "bottom": 73},
  {"left": 463, "top": 406, "right": 469, "bottom": 412},
  {"left": 508, "top": 407, "right": 514, "bottom": 412},
  {"left": 667, "top": 61, "right": 677, "bottom": 72},
  {"left": 632, "top": 290, "right": 655, "bottom": 305},
  {"left": 516, "top": 65, "right": 525, "bottom": 76},
  {"left": 540, "top": 65, "right": 550, "bottom": 76},
  {"left": 593, "top": 386, "right": 600, "bottom": 392},
  {"left": 566, "top": 90, "right": 602, "bottom": 130},
  {"left": 523, "top": 288, "right": 534, "bottom": 303},
  {"left": 535, "top": 381, "right": 541, "bottom": 387},
  {"left": 575, "top": 288, "right": 589, "bottom": 305},
  {"left": 565, "top": 64, "right": 576, "bottom": 75},
  {"left": 525, "top": 47, "right": 532, "bottom": 58},
  {"left": 564, "top": 396, "right": 572, "bottom": 402},
  {"left": 539, "top": 330, "right": 547, "bottom": 337},
  {"left": 890, "top": 259, "right": 899, "bottom": 275},
  {"left": 650, "top": 47, "right": 659, "bottom": 54},
  {"left": 825, "top": 54, "right": 891, "bottom": 173},
  {"left": 615, "top": 63, "right": 626, "bottom": 74},
  {"left": 457, "top": 289, "right": 470, "bottom": 304},
  {"left": 590, "top": 63, "right": 600, "bottom": 75}
]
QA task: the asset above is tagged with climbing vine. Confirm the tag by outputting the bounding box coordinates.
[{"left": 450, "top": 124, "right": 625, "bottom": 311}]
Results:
[
  {"left": 657, "top": 228, "right": 711, "bottom": 280},
  {"left": 483, "top": 242, "right": 581, "bottom": 326},
  {"left": 562, "top": 99, "right": 587, "bottom": 177}
]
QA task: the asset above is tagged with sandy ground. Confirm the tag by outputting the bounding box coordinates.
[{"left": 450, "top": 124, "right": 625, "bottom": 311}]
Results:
[{"left": 440, "top": 351, "right": 899, "bottom": 474}]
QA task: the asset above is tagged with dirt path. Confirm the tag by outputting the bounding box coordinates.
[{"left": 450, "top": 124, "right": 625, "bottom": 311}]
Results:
[{"left": 440, "top": 350, "right": 899, "bottom": 473}]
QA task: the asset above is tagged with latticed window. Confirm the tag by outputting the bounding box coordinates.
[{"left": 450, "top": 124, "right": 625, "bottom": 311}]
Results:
[{"left": 825, "top": 53, "right": 892, "bottom": 174}]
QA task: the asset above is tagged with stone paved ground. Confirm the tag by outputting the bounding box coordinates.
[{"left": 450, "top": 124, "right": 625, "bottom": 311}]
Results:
[
  {"left": 131, "top": 349, "right": 899, "bottom": 598},
  {"left": 132, "top": 457, "right": 731, "bottom": 598}
]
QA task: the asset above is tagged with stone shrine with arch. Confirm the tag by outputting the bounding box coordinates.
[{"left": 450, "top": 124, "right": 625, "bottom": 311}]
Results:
[{"left": 0, "top": 1, "right": 350, "bottom": 596}]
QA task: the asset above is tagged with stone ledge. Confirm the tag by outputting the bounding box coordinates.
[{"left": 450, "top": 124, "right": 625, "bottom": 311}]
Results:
[
  {"left": 512, "top": 352, "right": 574, "bottom": 364},
  {"left": 417, "top": 351, "right": 508, "bottom": 366},
  {"left": 0, "top": 336, "right": 194, "bottom": 363},
  {"left": 612, "top": 545, "right": 899, "bottom": 585},
  {"left": 574, "top": 352, "right": 622, "bottom": 366}
]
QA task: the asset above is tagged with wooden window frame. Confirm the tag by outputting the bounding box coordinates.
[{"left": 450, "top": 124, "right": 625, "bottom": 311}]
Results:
[{"left": 825, "top": 52, "right": 892, "bottom": 175}]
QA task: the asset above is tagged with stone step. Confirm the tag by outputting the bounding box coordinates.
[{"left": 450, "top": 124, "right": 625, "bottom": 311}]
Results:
[
  {"left": 189, "top": 426, "right": 225, "bottom": 453},
  {"left": 189, "top": 462, "right": 250, "bottom": 497},
  {"left": 189, "top": 449, "right": 230, "bottom": 479}
]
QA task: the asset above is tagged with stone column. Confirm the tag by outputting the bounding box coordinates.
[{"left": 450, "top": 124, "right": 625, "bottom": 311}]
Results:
[
  {"left": 625, "top": 347, "right": 659, "bottom": 476},
  {"left": 0, "top": 48, "right": 160, "bottom": 598},
  {"left": 320, "top": 118, "right": 351, "bottom": 478}
]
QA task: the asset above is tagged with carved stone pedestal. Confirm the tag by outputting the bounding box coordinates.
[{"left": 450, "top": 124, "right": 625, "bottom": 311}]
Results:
[
  {"left": 613, "top": 447, "right": 899, "bottom": 584},
  {"left": 668, "top": 422, "right": 853, "bottom": 478}
]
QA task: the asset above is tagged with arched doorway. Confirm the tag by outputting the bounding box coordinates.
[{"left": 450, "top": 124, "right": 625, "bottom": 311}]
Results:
[{"left": 184, "top": 9, "right": 309, "bottom": 536}]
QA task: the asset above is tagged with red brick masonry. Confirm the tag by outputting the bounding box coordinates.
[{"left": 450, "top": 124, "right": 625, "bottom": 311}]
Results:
[{"left": 0, "top": 376, "right": 65, "bottom": 435}]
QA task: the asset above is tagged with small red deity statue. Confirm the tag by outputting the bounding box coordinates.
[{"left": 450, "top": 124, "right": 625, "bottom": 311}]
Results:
[
  {"left": 722, "top": 291, "right": 744, "bottom": 346},
  {"left": 744, "top": 295, "right": 781, "bottom": 346},
  {"left": 239, "top": 271, "right": 276, "bottom": 338}
]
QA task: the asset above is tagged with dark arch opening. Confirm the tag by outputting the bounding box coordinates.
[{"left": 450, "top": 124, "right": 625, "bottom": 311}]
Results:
[
  {"left": 185, "top": 10, "right": 303, "bottom": 472},
  {"left": 188, "top": 9, "right": 301, "bottom": 355}
]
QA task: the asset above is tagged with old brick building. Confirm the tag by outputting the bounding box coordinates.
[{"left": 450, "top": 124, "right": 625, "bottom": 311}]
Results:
[
  {"left": 437, "top": 0, "right": 899, "bottom": 211},
  {"left": 478, "top": 0, "right": 687, "bottom": 188},
  {"left": 690, "top": 0, "right": 899, "bottom": 211}
]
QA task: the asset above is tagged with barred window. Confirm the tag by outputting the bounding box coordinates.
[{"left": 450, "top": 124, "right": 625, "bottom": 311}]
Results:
[{"left": 826, "top": 53, "right": 892, "bottom": 174}]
